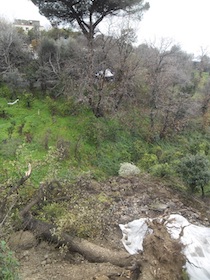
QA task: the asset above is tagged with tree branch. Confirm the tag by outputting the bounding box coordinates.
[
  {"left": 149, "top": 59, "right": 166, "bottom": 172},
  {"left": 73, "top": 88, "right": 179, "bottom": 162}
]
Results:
[{"left": 0, "top": 163, "right": 32, "bottom": 215}]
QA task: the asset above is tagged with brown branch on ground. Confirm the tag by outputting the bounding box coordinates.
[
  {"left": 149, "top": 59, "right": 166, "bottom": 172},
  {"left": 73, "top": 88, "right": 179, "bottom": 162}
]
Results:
[
  {"left": 9, "top": 163, "right": 32, "bottom": 196},
  {"left": 21, "top": 212, "right": 137, "bottom": 268}
]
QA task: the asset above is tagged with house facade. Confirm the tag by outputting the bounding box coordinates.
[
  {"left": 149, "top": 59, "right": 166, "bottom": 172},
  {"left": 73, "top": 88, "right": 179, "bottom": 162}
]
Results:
[{"left": 13, "top": 19, "right": 42, "bottom": 32}]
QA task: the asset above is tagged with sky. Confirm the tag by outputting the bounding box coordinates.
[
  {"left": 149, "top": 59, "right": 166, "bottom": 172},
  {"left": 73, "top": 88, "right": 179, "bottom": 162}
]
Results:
[{"left": 0, "top": 0, "right": 210, "bottom": 56}]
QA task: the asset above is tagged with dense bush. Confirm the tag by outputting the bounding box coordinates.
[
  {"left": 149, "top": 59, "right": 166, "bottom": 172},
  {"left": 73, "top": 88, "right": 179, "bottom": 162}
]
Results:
[
  {"left": 85, "top": 117, "right": 120, "bottom": 146},
  {"left": 176, "top": 154, "right": 210, "bottom": 196},
  {"left": 150, "top": 163, "right": 173, "bottom": 178},
  {"left": 139, "top": 153, "right": 158, "bottom": 170},
  {"left": 0, "top": 85, "right": 11, "bottom": 99},
  {"left": 47, "top": 96, "right": 86, "bottom": 117}
]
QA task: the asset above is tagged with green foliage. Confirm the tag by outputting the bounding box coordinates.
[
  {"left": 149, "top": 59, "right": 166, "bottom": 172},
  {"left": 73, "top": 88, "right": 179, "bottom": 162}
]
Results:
[
  {"left": 176, "top": 154, "right": 210, "bottom": 195},
  {"left": 56, "top": 193, "right": 111, "bottom": 238},
  {"left": 22, "top": 92, "right": 33, "bottom": 108},
  {"left": 42, "top": 27, "right": 79, "bottom": 40},
  {"left": 47, "top": 96, "right": 85, "bottom": 117},
  {"left": 132, "top": 139, "right": 149, "bottom": 162},
  {"left": 31, "top": 0, "right": 149, "bottom": 41},
  {"left": 186, "top": 135, "right": 210, "bottom": 155},
  {"left": 0, "top": 138, "right": 22, "bottom": 159},
  {"left": 2, "top": 90, "right": 210, "bottom": 201},
  {"left": 94, "top": 140, "right": 133, "bottom": 176},
  {"left": 182, "top": 269, "right": 190, "bottom": 280},
  {"left": 139, "top": 153, "right": 158, "bottom": 170},
  {"left": 150, "top": 163, "right": 173, "bottom": 178},
  {"left": 176, "top": 133, "right": 210, "bottom": 156},
  {"left": 85, "top": 117, "right": 120, "bottom": 146},
  {"left": 0, "top": 240, "right": 20, "bottom": 280},
  {"left": 0, "top": 85, "right": 11, "bottom": 99},
  {"left": 38, "top": 203, "right": 66, "bottom": 223}
]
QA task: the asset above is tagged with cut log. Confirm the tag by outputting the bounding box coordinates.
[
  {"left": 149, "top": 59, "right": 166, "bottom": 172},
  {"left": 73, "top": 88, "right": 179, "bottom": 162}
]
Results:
[
  {"left": 22, "top": 213, "right": 137, "bottom": 268},
  {"left": 2, "top": 170, "right": 140, "bottom": 272}
]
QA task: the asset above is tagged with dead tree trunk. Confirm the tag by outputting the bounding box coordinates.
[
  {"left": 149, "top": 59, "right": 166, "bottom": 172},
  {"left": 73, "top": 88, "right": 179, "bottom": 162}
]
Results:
[
  {"left": 18, "top": 179, "right": 139, "bottom": 269},
  {"left": 21, "top": 212, "right": 134, "bottom": 268},
  {"left": 1, "top": 166, "right": 140, "bottom": 272}
]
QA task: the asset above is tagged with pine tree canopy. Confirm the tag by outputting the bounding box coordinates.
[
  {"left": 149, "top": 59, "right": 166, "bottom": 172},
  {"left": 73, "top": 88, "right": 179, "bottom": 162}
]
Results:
[{"left": 31, "top": 0, "right": 149, "bottom": 39}]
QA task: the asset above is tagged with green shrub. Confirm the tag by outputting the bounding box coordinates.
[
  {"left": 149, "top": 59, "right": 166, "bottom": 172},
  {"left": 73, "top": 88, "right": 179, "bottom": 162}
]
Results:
[
  {"left": 150, "top": 163, "right": 173, "bottom": 178},
  {"left": 47, "top": 96, "right": 84, "bottom": 117},
  {"left": 182, "top": 269, "right": 190, "bottom": 280},
  {"left": 56, "top": 195, "right": 109, "bottom": 238},
  {"left": 0, "top": 85, "right": 11, "bottom": 99},
  {"left": 93, "top": 140, "right": 132, "bottom": 176},
  {"left": 0, "top": 139, "right": 22, "bottom": 159},
  {"left": 132, "top": 139, "right": 148, "bottom": 161},
  {"left": 0, "top": 106, "right": 10, "bottom": 119},
  {"left": 139, "top": 153, "right": 158, "bottom": 170},
  {"left": 38, "top": 203, "right": 66, "bottom": 223},
  {"left": 176, "top": 154, "right": 210, "bottom": 196},
  {"left": 179, "top": 133, "right": 210, "bottom": 155},
  {"left": 22, "top": 92, "right": 33, "bottom": 108},
  {"left": 85, "top": 118, "right": 114, "bottom": 146},
  {"left": 0, "top": 240, "right": 20, "bottom": 280}
]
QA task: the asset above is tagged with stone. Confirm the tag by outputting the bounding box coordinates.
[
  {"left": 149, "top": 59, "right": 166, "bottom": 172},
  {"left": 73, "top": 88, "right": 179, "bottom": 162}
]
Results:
[
  {"left": 94, "top": 275, "right": 109, "bottom": 280},
  {"left": 9, "top": 230, "right": 37, "bottom": 250},
  {"left": 149, "top": 202, "right": 169, "bottom": 212}
]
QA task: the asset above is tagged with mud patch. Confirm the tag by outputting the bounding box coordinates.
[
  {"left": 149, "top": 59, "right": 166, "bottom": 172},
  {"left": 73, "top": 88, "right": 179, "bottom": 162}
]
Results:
[{"left": 140, "top": 219, "right": 185, "bottom": 280}]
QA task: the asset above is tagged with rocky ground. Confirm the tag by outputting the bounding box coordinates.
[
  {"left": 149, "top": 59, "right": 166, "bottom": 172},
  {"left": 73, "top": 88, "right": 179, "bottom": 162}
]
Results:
[{"left": 8, "top": 174, "right": 210, "bottom": 280}]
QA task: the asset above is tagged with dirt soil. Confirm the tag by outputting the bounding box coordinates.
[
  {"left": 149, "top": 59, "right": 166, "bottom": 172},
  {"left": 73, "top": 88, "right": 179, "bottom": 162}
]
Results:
[{"left": 8, "top": 174, "right": 210, "bottom": 280}]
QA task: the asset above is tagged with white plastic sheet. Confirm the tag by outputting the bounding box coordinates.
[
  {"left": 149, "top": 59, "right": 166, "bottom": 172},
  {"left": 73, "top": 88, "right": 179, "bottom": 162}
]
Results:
[
  {"left": 120, "top": 214, "right": 210, "bottom": 280},
  {"left": 119, "top": 218, "right": 150, "bottom": 254}
]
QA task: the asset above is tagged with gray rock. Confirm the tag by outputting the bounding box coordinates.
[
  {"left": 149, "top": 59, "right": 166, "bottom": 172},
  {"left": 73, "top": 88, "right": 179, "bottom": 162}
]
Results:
[{"left": 9, "top": 230, "right": 37, "bottom": 250}]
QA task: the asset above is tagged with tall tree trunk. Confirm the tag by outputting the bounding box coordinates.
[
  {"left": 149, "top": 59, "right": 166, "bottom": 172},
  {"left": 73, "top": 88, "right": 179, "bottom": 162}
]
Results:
[{"left": 201, "top": 186, "right": 205, "bottom": 198}]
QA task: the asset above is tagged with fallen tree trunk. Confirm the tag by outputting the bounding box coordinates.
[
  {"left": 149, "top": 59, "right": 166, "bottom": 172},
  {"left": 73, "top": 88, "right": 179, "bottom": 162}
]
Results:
[
  {"left": 19, "top": 181, "right": 138, "bottom": 268},
  {"left": 2, "top": 169, "right": 139, "bottom": 271},
  {"left": 22, "top": 212, "right": 136, "bottom": 268}
]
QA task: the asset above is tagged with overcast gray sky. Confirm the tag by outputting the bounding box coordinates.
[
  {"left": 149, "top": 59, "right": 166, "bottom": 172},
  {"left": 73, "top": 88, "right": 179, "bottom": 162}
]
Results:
[{"left": 0, "top": 0, "right": 210, "bottom": 56}]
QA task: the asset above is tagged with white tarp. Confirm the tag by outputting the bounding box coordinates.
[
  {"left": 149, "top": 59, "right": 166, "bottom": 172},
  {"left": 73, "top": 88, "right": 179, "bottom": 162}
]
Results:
[
  {"left": 95, "top": 69, "right": 114, "bottom": 78},
  {"left": 119, "top": 214, "right": 210, "bottom": 280}
]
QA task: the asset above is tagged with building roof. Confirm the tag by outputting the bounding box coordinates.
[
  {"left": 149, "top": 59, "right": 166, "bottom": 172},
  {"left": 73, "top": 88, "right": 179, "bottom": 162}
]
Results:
[{"left": 14, "top": 19, "right": 40, "bottom": 28}]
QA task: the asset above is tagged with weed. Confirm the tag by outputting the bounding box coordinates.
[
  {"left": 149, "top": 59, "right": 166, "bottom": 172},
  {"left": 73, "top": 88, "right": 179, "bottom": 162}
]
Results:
[{"left": 0, "top": 240, "right": 20, "bottom": 280}]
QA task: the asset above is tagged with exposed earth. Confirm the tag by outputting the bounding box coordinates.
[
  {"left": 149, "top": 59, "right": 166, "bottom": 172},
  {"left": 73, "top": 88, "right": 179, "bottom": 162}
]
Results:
[{"left": 8, "top": 174, "right": 210, "bottom": 280}]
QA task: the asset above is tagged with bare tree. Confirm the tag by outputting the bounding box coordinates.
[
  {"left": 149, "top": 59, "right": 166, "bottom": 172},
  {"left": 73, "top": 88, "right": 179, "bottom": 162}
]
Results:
[
  {"left": 80, "top": 27, "right": 141, "bottom": 116},
  {"left": 30, "top": 0, "right": 149, "bottom": 117},
  {"left": 137, "top": 38, "right": 195, "bottom": 139},
  {"left": 42, "top": 26, "right": 142, "bottom": 117},
  {"left": 197, "top": 47, "right": 210, "bottom": 77},
  {"left": 0, "top": 18, "right": 28, "bottom": 75},
  {"left": 197, "top": 77, "right": 210, "bottom": 129}
]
